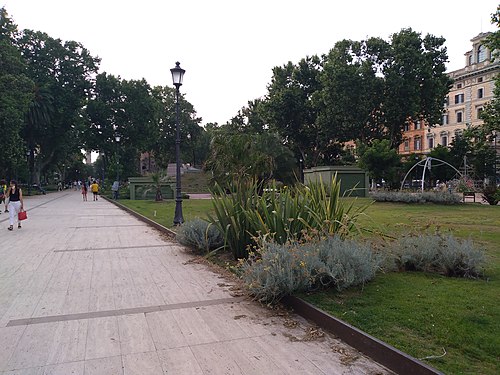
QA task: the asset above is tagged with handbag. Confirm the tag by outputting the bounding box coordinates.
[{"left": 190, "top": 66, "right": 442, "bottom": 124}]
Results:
[{"left": 18, "top": 210, "right": 27, "bottom": 221}]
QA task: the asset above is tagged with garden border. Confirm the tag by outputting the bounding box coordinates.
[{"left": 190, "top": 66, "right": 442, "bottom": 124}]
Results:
[{"left": 282, "top": 295, "right": 443, "bottom": 375}]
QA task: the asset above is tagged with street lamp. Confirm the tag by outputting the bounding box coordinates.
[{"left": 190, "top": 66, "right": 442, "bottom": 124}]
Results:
[
  {"left": 26, "top": 150, "right": 31, "bottom": 196},
  {"left": 171, "top": 61, "right": 185, "bottom": 225},
  {"left": 114, "top": 134, "right": 121, "bottom": 200},
  {"left": 115, "top": 135, "right": 121, "bottom": 182}
]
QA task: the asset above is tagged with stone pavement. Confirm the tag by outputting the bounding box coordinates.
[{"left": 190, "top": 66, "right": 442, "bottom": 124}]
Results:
[{"left": 0, "top": 191, "right": 391, "bottom": 375}]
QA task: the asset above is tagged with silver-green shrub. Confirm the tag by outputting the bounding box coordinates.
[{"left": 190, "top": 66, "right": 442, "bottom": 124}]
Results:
[
  {"left": 370, "top": 191, "right": 461, "bottom": 204},
  {"left": 391, "top": 234, "right": 485, "bottom": 278},
  {"left": 241, "top": 237, "right": 381, "bottom": 303},
  {"left": 176, "top": 218, "right": 224, "bottom": 254}
]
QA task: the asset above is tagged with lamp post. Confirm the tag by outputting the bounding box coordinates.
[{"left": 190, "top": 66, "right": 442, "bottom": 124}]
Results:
[
  {"left": 114, "top": 135, "right": 121, "bottom": 199},
  {"left": 115, "top": 135, "right": 121, "bottom": 182},
  {"left": 171, "top": 61, "right": 185, "bottom": 225},
  {"left": 493, "top": 130, "right": 497, "bottom": 186},
  {"left": 26, "top": 150, "right": 31, "bottom": 196}
]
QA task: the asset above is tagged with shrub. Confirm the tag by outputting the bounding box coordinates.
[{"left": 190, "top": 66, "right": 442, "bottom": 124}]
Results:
[
  {"left": 176, "top": 218, "right": 224, "bottom": 254},
  {"left": 208, "top": 179, "right": 259, "bottom": 259},
  {"left": 370, "top": 191, "right": 461, "bottom": 204},
  {"left": 209, "top": 176, "right": 369, "bottom": 259},
  {"left": 391, "top": 234, "right": 485, "bottom": 278},
  {"left": 481, "top": 185, "right": 500, "bottom": 205},
  {"left": 241, "top": 236, "right": 381, "bottom": 303}
]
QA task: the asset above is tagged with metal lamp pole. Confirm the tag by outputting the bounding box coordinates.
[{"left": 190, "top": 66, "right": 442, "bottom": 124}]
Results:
[
  {"left": 26, "top": 150, "right": 31, "bottom": 195},
  {"left": 115, "top": 135, "right": 120, "bottom": 182},
  {"left": 171, "top": 61, "right": 185, "bottom": 225}
]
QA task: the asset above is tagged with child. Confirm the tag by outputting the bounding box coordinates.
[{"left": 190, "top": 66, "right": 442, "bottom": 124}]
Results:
[{"left": 90, "top": 180, "right": 99, "bottom": 201}]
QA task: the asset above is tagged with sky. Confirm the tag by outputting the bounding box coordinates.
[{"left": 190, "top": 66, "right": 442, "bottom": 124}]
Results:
[{"left": 2, "top": 0, "right": 499, "bottom": 126}]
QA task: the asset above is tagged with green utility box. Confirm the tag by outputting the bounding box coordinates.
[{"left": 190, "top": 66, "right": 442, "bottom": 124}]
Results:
[
  {"left": 303, "top": 166, "right": 369, "bottom": 197},
  {"left": 128, "top": 177, "right": 174, "bottom": 200}
]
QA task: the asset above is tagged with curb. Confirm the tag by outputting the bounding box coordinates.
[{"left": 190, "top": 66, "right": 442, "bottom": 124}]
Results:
[
  {"left": 102, "top": 196, "right": 177, "bottom": 239},
  {"left": 282, "top": 295, "right": 443, "bottom": 375}
]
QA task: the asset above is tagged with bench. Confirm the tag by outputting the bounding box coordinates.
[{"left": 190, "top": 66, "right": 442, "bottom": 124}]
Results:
[{"left": 463, "top": 192, "right": 475, "bottom": 202}]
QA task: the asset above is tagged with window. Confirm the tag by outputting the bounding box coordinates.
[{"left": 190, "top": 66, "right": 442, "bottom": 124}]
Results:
[
  {"left": 455, "top": 94, "right": 464, "bottom": 104},
  {"left": 404, "top": 123, "right": 409, "bottom": 131},
  {"left": 415, "top": 121, "right": 421, "bottom": 130},
  {"left": 404, "top": 140, "right": 409, "bottom": 151},
  {"left": 468, "top": 55, "right": 473, "bottom": 65},
  {"left": 414, "top": 137, "right": 421, "bottom": 151},
  {"left": 478, "top": 77, "right": 483, "bottom": 83},
  {"left": 443, "top": 114, "right": 449, "bottom": 125},
  {"left": 441, "top": 136, "right": 448, "bottom": 147},
  {"left": 478, "top": 88, "right": 484, "bottom": 99},
  {"left": 477, "top": 44, "right": 487, "bottom": 63},
  {"left": 444, "top": 96, "right": 449, "bottom": 106},
  {"left": 478, "top": 107, "right": 483, "bottom": 119},
  {"left": 457, "top": 83, "right": 462, "bottom": 89},
  {"left": 456, "top": 111, "right": 463, "bottom": 123},
  {"left": 428, "top": 137, "right": 434, "bottom": 149}
]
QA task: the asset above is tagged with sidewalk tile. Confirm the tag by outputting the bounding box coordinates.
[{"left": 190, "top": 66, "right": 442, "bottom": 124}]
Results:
[
  {"left": 85, "top": 317, "right": 120, "bottom": 360},
  {"left": 84, "top": 356, "right": 122, "bottom": 375},
  {"left": 158, "top": 347, "right": 203, "bottom": 375},
  {"left": 122, "top": 352, "right": 163, "bottom": 375},
  {"left": 117, "top": 314, "right": 155, "bottom": 355}
]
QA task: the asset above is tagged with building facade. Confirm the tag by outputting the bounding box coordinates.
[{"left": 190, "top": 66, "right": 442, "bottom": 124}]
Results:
[{"left": 399, "top": 32, "right": 499, "bottom": 155}]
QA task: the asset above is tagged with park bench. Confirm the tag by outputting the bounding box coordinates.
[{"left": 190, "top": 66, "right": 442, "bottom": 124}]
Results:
[{"left": 463, "top": 191, "right": 475, "bottom": 202}]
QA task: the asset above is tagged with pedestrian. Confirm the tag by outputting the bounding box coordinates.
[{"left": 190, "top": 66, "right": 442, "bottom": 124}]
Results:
[
  {"left": 82, "top": 182, "right": 88, "bottom": 201},
  {"left": 111, "top": 180, "right": 119, "bottom": 200},
  {"left": 90, "top": 180, "right": 99, "bottom": 201},
  {"left": 5, "top": 180, "right": 24, "bottom": 230},
  {"left": 0, "top": 179, "right": 6, "bottom": 214}
]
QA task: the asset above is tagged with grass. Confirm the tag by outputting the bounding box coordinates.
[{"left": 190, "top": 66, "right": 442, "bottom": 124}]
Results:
[
  {"left": 303, "top": 200, "right": 500, "bottom": 375},
  {"left": 118, "top": 196, "right": 500, "bottom": 374},
  {"left": 118, "top": 198, "right": 213, "bottom": 229}
]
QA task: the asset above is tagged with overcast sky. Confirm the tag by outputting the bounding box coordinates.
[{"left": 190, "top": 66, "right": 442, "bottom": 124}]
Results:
[{"left": 2, "top": 0, "right": 498, "bottom": 126}]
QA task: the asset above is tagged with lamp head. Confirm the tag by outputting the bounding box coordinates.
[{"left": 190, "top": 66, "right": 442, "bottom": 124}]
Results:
[{"left": 170, "top": 61, "right": 185, "bottom": 88}]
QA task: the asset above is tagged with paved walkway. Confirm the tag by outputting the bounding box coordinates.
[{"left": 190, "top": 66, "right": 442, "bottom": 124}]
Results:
[{"left": 0, "top": 192, "right": 390, "bottom": 375}]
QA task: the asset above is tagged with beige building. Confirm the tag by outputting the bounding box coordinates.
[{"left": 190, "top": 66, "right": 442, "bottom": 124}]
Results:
[{"left": 424, "top": 32, "right": 499, "bottom": 152}]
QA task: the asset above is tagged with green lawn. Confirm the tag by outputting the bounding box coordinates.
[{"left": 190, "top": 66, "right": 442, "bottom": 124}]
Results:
[
  {"left": 119, "top": 197, "right": 499, "bottom": 374},
  {"left": 303, "top": 201, "right": 500, "bottom": 375},
  {"left": 118, "top": 198, "right": 213, "bottom": 229}
]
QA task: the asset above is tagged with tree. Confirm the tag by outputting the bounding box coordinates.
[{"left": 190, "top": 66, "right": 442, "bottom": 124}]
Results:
[
  {"left": 17, "top": 29, "right": 100, "bottom": 183},
  {"left": 317, "top": 39, "right": 386, "bottom": 146},
  {"left": 382, "top": 29, "right": 452, "bottom": 147},
  {"left": 357, "top": 139, "right": 401, "bottom": 188},
  {"left": 0, "top": 8, "right": 33, "bottom": 178},
  {"left": 205, "top": 126, "right": 296, "bottom": 187},
  {"left": 479, "top": 6, "right": 500, "bottom": 184},
  {"left": 150, "top": 85, "right": 201, "bottom": 169},
  {"left": 261, "top": 56, "right": 324, "bottom": 167}
]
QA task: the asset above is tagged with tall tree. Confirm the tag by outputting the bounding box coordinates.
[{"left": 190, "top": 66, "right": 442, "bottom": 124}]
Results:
[
  {"left": 382, "top": 29, "right": 452, "bottom": 146},
  {"left": 150, "top": 85, "right": 202, "bottom": 170},
  {"left": 17, "top": 29, "right": 100, "bottom": 183},
  {"left": 261, "top": 56, "right": 323, "bottom": 167},
  {"left": 0, "top": 8, "right": 33, "bottom": 178},
  {"left": 317, "top": 39, "right": 386, "bottom": 146}
]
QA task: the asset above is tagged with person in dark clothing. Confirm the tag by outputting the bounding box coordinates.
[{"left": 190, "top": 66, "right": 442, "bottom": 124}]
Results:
[{"left": 5, "top": 180, "right": 24, "bottom": 230}]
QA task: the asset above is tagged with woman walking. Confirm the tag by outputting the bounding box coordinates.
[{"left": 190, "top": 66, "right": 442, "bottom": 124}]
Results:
[
  {"left": 82, "top": 182, "right": 88, "bottom": 201},
  {"left": 5, "top": 180, "right": 24, "bottom": 230}
]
